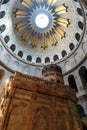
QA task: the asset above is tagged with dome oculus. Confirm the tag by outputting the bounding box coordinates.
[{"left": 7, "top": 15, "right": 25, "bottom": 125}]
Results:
[{"left": 35, "top": 13, "right": 49, "bottom": 29}]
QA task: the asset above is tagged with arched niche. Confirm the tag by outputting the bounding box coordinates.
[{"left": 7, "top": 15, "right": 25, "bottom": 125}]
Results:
[
  {"left": 79, "top": 66, "right": 87, "bottom": 87},
  {"left": 7, "top": 105, "right": 29, "bottom": 130},
  {"left": 32, "top": 107, "right": 53, "bottom": 130},
  {"left": 68, "top": 75, "right": 78, "bottom": 92}
]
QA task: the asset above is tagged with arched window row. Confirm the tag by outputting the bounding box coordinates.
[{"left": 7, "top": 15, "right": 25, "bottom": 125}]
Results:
[
  {"left": 6, "top": 42, "right": 83, "bottom": 64},
  {"left": 26, "top": 55, "right": 59, "bottom": 64}
]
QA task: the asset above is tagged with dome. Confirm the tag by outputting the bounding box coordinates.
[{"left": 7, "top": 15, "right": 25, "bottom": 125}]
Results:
[{"left": 0, "top": 0, "right": 85, "bottom": 68}]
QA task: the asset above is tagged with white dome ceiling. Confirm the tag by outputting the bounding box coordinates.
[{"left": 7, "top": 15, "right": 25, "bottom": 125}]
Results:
[{"left": 0, "top": 0, "right": 85, "bottom": 66}]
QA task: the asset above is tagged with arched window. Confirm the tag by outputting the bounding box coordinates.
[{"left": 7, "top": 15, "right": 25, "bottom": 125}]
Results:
[
  {"left": 69, "top": 43, "right": 75, "bottom": 51},
  {"left": 2, "top": 0, "right": 9, "bottom": 4},
  {"left": 18, "top": 51, "right": 23, "bottom": 58},
  {"left": 36, "top": 57, "right": 41, "bottom": 63},
  {"left": 68, "top": 75, "right": 78, "bottom": 92},
  {"left": 4, "top": 35, "right": 10, "bottom": 43},
  {"left": 0, "top": 11, "right": 5, "bottom": 19},
  {"left": 77, "top": 8, "right": 83, "bottom": 16},
  {"left": 75, "top": 33, "right": 80, "bottom": 42},
  {"left": 78, "top": 21, "right": 83, "bottom": 30},
  {"left": 10, "top": 44, "right": 16, "bottom": 52},
  {"left": 45, "top": 57, "right": 50, "bottom": 63},
  {"left": 79, "top": 66, "right": 87, "bottom": 87},
  {"left": 0, "top": 69, "right": 5, "bottom": 80},
  {"left": 54, "top": 55, "right": 59, "bottom": 61},
  {"left": 27, "top": 55, "right": 32, "bottom": 62},
  {"left": 0, "top": 24, "right": 6, "bottom": 33},
  {"left": 62, "top": 50, "right": 67, "bottom": 57}
]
